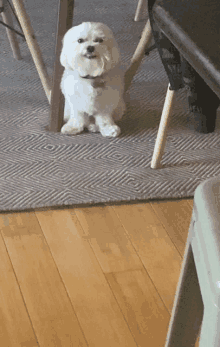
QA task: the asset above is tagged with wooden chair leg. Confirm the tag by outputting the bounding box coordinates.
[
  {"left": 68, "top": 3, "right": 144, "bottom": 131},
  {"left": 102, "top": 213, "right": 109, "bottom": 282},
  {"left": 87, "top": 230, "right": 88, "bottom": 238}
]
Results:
[
  {"left": 151, "top": 84, "right": 175, "bottom": 169},
  {"left": 124, "top": 19, "right": 152, "bottom": 93},
  {"left": 0, "top": 0, "right": 22, "bottom": 60},
  {"left": 134, "top": 0, "right": 147, "bottom": 22},
  {"left": 11, "top": 0, "right": 51, "bottom": 102},
  {"left": 49, "top": 0, "right": 74, "bottom": 132}
]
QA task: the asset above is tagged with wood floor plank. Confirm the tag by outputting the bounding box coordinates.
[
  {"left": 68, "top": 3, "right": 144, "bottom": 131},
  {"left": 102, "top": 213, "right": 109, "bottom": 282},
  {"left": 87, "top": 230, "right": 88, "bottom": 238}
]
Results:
[
  {"left": 74, "top": 206, "right": 142, "bottom": 273},
  {"left": 106, "top": 269, "right": 170, "bottom": 347},
  {"left": 0, "top": 212, "right": 88, "bottom": 347},
  {"left": 112, "top": 203, "right": 182, "bottom": 312},
  {"left": 0, "top": 231, "right": 38, "bottom": 347},
  {"left": 150, "top": 200, "right": 193, "bottom": 256},
  {"left": 187, "top": 199, "right": 194, "bottom": 208},
  {"left": 36, "top": 209, "right": 138, "bottom": 347}
]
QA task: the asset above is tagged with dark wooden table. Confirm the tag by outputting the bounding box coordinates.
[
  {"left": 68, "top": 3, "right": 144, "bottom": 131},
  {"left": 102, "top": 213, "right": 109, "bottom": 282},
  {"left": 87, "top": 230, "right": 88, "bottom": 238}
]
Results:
[{"left": 152, "top": 0, "right": 220, "bottom": 99}]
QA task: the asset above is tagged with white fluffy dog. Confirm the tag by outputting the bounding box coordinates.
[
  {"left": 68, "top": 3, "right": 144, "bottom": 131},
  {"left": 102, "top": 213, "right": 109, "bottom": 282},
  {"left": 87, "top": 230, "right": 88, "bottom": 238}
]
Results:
[{"left": 60, "top": 22, "right": 126, "bottom": 137}]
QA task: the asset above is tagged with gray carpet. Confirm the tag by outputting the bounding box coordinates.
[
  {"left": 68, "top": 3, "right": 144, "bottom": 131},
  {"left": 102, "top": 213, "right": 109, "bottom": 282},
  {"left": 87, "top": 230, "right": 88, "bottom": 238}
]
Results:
[{"left": 1, "top": 0, "right": 220, "bottom": 212}]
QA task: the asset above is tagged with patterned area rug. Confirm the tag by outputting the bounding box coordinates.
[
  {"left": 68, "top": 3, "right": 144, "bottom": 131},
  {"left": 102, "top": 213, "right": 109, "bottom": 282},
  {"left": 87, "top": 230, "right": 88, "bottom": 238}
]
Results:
[{"left": 1, "top": 0, "right": 220, "bottom": 212}]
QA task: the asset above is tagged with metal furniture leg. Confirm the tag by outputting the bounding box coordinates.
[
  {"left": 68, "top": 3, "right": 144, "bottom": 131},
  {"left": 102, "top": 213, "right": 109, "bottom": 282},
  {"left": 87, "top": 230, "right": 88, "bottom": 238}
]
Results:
[
  {"left": 165, "top": 224, "right": 203, "bottom": 346},
  {"left": 166, "top": 176, "right": 220, "bottom": 346}
]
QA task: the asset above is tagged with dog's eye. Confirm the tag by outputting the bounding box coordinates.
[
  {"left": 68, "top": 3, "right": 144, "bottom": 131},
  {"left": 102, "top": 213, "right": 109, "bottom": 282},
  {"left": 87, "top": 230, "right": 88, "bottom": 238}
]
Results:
[
  {"left": 78, "top": 38, "right": 84, "bottom": 43},
  {"left": 94, "top": 38, "right": 103, "bottom": 43}
]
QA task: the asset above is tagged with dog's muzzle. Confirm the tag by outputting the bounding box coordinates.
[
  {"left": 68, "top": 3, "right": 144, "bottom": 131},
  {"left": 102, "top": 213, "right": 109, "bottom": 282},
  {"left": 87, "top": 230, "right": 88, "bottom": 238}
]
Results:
[
  {"left": 87, "top": 45, "right": 95, "bottom": 53},
  {"left": 84, "top": 45, "right": 97, "bottom": 59}
]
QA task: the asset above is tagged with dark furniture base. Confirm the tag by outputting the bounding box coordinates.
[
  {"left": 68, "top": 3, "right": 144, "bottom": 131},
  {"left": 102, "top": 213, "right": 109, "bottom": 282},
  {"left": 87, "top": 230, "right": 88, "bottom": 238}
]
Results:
[{"left": 148, "top": 0, "right": 220, "bottom": 134}]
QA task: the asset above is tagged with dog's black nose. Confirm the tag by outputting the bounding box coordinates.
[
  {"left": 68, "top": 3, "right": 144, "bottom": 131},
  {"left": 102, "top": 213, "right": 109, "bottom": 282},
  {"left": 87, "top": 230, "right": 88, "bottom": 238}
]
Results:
[{"left": 87, "top": 46, "right": 95, "bottom": 53}]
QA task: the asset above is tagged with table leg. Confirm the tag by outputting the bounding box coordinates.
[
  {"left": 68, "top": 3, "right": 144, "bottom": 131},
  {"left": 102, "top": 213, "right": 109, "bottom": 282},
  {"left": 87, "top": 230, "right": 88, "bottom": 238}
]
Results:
[
  {"left": 134, "top": 0, "right": 147, "bottom": 22},
  {"left": 1, "top": 0, "right": 21, "bottom": 60},
  {"left": 124, "top": 19, "right": 152, "bottom": 93},
  {"left": 151, "top": 84, "right": 175, "bottom": 169},
  {"left": 49, "top": 0, "right": 74, "bottom": 132},
  {"left": 11, "top": 0, "right": 51, "bottom": 102}
]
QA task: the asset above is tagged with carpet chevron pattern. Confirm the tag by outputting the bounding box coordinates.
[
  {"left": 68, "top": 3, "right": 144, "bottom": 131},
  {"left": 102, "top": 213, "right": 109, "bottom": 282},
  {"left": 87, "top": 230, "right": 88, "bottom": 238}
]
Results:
[{"left": 0, "top": 0, "right": 220, "bottom": 212}]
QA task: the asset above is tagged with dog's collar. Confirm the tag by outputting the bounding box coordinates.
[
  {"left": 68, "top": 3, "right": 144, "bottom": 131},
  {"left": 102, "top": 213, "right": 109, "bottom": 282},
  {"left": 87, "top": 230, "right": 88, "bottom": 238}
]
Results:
[
  {"left": 81, "top": 74, "right": 106, "bottom": 88},
  {"left": 81, "top": 75, "right": 102, "bottom": 79}
]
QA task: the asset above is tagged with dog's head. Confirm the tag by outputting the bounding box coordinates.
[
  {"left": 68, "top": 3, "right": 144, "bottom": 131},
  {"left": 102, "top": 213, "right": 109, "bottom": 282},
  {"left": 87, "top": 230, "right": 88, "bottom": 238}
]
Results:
[{"left": 60, "top": 22, "right": 121, "bottom": 78}]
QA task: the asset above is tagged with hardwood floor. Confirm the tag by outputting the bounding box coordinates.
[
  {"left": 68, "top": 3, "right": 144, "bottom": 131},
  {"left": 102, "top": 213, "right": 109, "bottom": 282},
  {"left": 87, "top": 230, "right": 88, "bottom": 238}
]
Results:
[{"left": 0, "top": 198, "right": 197, "bottom": 346}]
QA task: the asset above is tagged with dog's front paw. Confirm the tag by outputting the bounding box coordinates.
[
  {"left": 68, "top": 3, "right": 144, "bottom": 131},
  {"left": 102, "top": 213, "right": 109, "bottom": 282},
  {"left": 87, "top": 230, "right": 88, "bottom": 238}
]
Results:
[
  {"left": 61, "top": 123, "right": 84, "bottom": 135},
  {"left": 87, "top": 123, "right": 99, "bottom": 133},
  {"left": 100, "top": 125, "right": 121, "bottom": 137}
]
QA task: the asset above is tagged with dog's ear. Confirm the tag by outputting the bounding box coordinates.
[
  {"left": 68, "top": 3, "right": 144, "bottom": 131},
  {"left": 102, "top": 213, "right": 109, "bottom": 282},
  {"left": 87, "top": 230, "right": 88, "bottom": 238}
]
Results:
[
  {"left": 60, "top": 25, "right": 82, "bottom": 69},
  {"left": 111, "top": 46, "right": 120, "bottom": 65},
  {"left": 109, "top": 39, "right": 121, "bottom": 66},
  {"left": 60, "top": 38, "right": 70, "bottom": 69},
  {"left": 60, "top": 33, "right": 75, "bottom": 70}
]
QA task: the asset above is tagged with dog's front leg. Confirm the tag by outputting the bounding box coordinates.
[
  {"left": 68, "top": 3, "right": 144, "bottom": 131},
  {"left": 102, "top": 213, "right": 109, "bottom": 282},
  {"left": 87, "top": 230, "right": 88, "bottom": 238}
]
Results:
[
  {"left": 61, "top": 96, "right": 87, "bottom": 135},
  {"left": 95, "top": 114, "right": 121, "bottom": 137},
  {"left": 63, "top": 99, "right": 71, "bottom": 122},
  {"left": 61, "top": 112, "right": 86, "bottom": 135}
]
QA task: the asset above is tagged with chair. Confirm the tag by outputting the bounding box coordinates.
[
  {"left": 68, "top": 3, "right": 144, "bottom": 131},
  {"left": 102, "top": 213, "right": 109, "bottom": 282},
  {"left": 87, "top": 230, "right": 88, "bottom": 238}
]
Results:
[
  {"left": 132, "top": 0, "right": 220, "bottom": 169},
  {"left": 165, "top": 176, "right": 220, "bottom": 347},
  {"left": 148, "top": 0, "right": 220, "bottom": 169}
]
